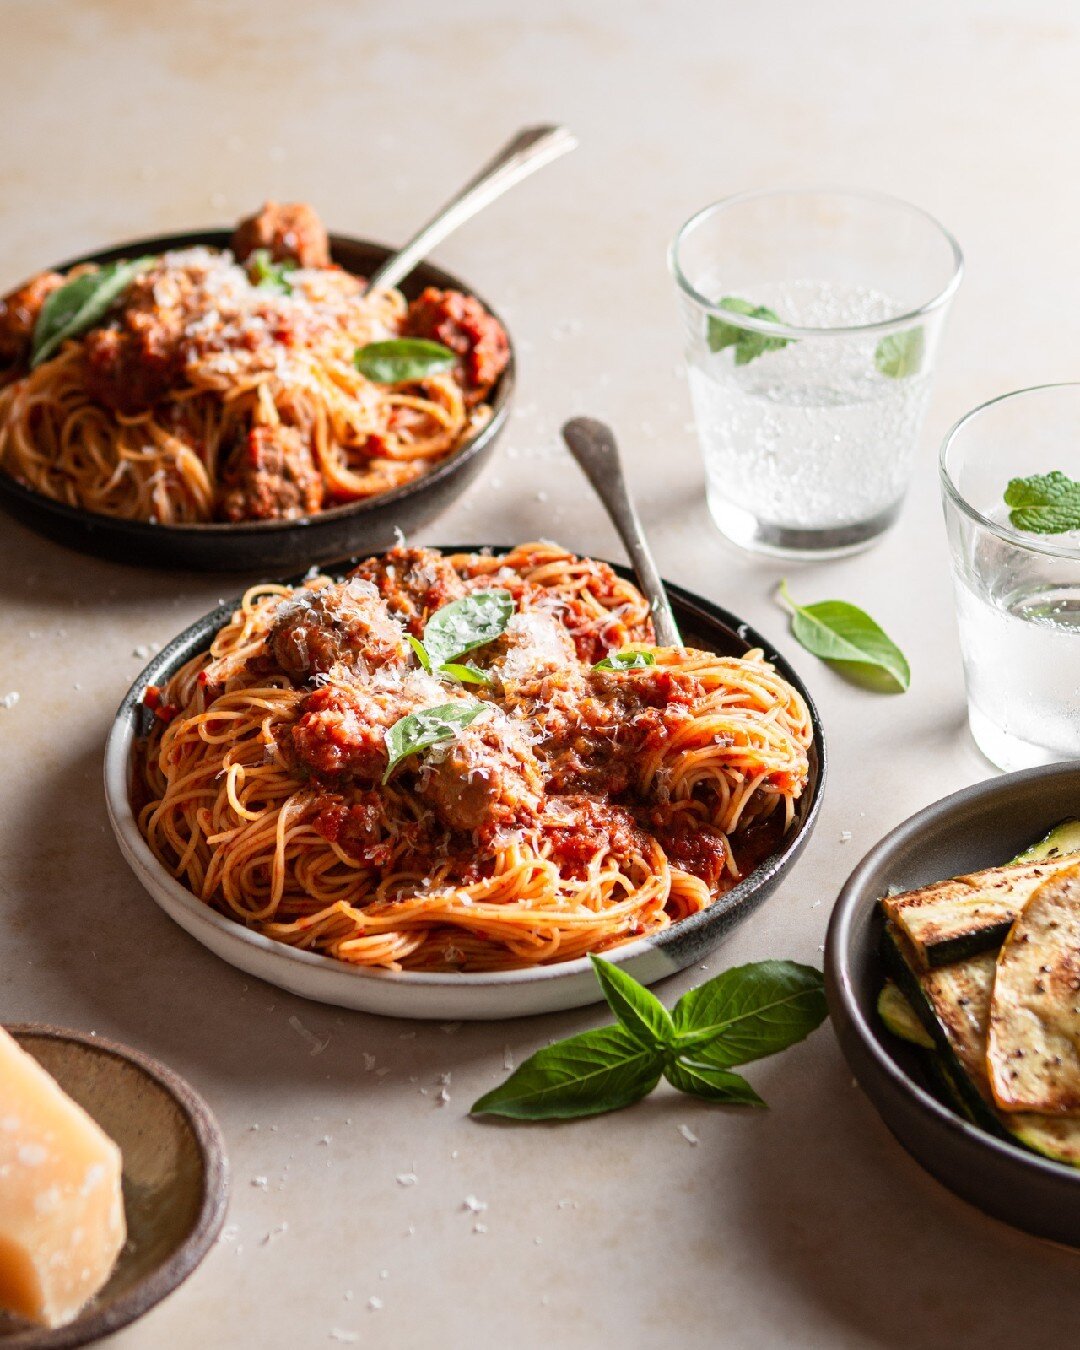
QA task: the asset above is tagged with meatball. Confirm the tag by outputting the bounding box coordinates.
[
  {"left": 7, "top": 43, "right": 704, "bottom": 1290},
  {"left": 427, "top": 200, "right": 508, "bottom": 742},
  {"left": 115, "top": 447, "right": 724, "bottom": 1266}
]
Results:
[
  {"left": 417, "top": 708, "right": 542, "bottom": 833},
  {"left": 232, "top": 201, "right": 330, "bottom": 269},
  {"left": 267, "top": 578, "right": 405, "bottom": 682},
  {"left": 0, "top": 272, "right": 64, "bottom": 364},
  {"left": 349, "top": 546, "right": 469, "bottom": 634},
  {"left": 82, "top": 268, "right": 186, "bottom": 413},
  {"left": 218, "top": 424, "right": 323, "bottom": 522},
  {"left": 402, "top": 287, "right": 510, "bottom": 400}
]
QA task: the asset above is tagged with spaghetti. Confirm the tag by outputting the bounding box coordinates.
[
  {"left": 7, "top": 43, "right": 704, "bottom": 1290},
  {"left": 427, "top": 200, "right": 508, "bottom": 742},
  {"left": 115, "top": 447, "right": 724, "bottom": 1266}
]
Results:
[
  {"left": 0, "top": 202, "right": 509, "bottom": 524},
  {"left": 137, "top": 544, "right": 813, "bottom": 972}
]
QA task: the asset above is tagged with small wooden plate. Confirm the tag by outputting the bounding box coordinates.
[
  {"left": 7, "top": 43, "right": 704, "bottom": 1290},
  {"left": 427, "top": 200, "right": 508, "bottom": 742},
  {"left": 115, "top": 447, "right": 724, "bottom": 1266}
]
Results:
[{"left": 0, "top": 1026, "right": 228, "bottom": 1347}]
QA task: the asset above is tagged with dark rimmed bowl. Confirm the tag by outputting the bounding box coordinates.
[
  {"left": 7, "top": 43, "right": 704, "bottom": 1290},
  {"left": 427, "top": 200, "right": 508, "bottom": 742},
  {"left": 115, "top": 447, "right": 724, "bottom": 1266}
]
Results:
[
  {"left": 825, "top": 762, "right": 1080, "bottom": 1247},
  {"left": 0, "top": 1024, "right": 228, "bottom": 1347},
  {"left": 104, "top": 548, "right": 826, "bottom": 1019},
  {"left": 0, "top": 231, "right": 514, "bottom": 572}
]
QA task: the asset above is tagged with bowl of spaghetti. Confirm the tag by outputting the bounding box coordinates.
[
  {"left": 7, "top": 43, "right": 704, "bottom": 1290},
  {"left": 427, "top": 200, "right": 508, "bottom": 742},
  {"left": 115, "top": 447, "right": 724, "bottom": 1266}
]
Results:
[
  {"left": 0, "top": 203, "right": 513, "bottom": 571},
  {"left": 104, "top": 543, "right": 826, "bottom": 1018}
]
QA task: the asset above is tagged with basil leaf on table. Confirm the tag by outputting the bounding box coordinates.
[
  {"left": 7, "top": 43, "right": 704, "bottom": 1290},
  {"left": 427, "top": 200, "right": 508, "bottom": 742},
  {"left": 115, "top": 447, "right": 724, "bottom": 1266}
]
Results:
[
  {"left": 663, "top": 1060, "right": 766, "bottom": 1107},
  {"left": 354, "top": 338, "right": 456, "bottom": 384},
  {"left": 593, "top": 651, "right": 656, "bottom": 672},
  {"left": 248, "top": 248, "right": 298, "bottom": 294},
  {"left": 31, "top": 257, "right": 154, "bottom": 367},
  {"left": 1004, "top": 470, "right": 1080, "bottom": 534},
  {"left": 470, "top": 1026, "right": 663, "bottom": 1121},
  {"left": 471, "top": 957, "right": 826, "bottom": 1122},
  {"left": 778, "top": 580, "right": 910, "bottom": 692},
  {"left": 422, "top": 590, "right": 515, "bottom": 668},
  {"left": 590, "top": 955, "right": 674, "bottom": 1049},
  {"left": 874, "top": 327, "right": 924, "bottom": 379},
  {"left": 382, "top": 701, "right": 484, "bottom": 783},
  {"left": 671, "top": 960, "right": 828, "bottom": 1065},
  {"left": 707, "top": 297, "right": 791, "bottom": 367}
]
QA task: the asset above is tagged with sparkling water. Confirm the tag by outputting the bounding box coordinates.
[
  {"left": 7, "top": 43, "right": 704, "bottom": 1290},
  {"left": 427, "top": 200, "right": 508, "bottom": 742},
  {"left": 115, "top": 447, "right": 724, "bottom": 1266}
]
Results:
[
  {"left": 953, "top": 531, "right": 1080, "bottom": 770},
  {"left": 687, "top": 279, "right": 932, "bottom": 554}
]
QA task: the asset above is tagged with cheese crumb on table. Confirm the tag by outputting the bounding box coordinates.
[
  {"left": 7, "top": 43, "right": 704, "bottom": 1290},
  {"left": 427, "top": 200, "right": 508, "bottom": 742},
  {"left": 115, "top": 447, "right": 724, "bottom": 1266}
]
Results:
[{"left": 0, "top": 1028, "right": 126, "bottom": 1329}]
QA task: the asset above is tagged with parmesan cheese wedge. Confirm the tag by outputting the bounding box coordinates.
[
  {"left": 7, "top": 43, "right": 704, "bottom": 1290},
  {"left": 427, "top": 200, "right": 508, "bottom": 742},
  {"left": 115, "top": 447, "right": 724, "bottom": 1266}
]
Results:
[
  {"left": 987, "top": 863, "right": 1080, "bottom": 1114},
  {"left": 0, "top": 1028, "right": 126, "bottom": 1327}
]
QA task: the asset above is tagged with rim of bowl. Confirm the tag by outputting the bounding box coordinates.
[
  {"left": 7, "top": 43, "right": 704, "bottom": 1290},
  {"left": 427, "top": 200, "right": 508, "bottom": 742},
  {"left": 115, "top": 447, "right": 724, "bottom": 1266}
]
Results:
[
  {"left": 668, "top": 185, "right": 964, "bottom": 340},
  {"left": 939, "top": 382, "right": 1080, "bottom": 561},
  {"left": 105, "top": 560, "right": 826, "bottom": 990},
  {"left": 0, "top": 227, "right": 514, "bottom": 536},
  {"left": 827, "top": 760, "right": 1080, "bottom": 1186}
]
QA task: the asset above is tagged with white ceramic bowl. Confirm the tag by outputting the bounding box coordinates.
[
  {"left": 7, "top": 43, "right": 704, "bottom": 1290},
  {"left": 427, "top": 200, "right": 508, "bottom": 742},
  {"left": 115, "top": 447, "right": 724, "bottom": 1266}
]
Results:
[{"left": 104, "top": 560, "right": 825, "bottom": 1019}]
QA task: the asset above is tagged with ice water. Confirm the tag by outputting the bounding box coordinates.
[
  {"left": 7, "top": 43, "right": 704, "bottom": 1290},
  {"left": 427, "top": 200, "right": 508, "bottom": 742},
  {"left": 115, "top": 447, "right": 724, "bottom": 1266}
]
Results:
[
  {"left": 953, "top": 529, "right": 1080, "bottom": 770},
  {"left": 687, "top": 279, "right": 932, "bottom": 555}
]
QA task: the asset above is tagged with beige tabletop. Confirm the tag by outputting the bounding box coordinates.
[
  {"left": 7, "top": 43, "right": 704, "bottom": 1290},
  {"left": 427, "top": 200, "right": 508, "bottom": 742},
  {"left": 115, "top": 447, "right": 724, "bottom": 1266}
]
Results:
[{"left": 3, "top": 2, "right": 1080, "bottom": 1346}]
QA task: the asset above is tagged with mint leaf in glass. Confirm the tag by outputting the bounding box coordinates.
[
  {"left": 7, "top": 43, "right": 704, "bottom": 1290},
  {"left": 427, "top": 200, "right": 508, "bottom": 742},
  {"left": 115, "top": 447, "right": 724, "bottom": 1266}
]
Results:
[
  {"left": 778, "top": 580, "right": 910, "bottom": 692},
  {"left": 874, "top": 327, "right": 924, "bottom": 379},
  {"left": 707, "top": 297, "right": 792, "bottom": 367},
  {"left": 1004, "top": 470, "right": 1080, "bottom": 534}
]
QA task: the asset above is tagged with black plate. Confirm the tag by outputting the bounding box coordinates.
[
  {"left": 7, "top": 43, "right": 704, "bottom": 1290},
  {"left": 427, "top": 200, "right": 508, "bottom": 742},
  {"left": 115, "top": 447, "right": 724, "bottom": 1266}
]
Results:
[
  {"left": 825, "top": 763, "right": 1080, "bottom": 1247},
  {"left": 119, "top": 547, "right": 826, "bottom": 976},
  {"left": 0, "top": 232, "right": 514, "bottom": 572}
]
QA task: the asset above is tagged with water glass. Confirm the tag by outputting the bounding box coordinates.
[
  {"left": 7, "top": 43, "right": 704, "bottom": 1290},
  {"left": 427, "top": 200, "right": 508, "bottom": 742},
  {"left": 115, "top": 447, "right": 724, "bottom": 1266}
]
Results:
[
  {"left": 670, "top": 188, "right": 963, "bottom": 557},
  {"left": 941, "top": 384, "right": 1080, "bottom": 771}
]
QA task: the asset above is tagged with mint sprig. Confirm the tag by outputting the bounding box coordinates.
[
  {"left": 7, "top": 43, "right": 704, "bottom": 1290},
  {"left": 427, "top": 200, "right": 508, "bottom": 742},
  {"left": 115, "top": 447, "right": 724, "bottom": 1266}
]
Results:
[
  {"left": 470, "top": 955, "right": 826, "bottom": 1121},
  {"left": 1004, "top": 471, "right": 1080, "bottom": 535},
  {"left": 778, "top": 579, "right": 910, "bottom": 692},
  {"left": 705, "top": 294, "right": 923, "bottom": 379}
]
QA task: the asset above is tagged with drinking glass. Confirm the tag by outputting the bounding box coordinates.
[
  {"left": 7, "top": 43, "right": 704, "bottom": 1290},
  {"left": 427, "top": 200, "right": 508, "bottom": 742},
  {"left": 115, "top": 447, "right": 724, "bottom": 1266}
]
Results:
[
  {"left": 670, "top": 188, "right": 963, "bottom": 557},
  {"left": 941, "top": 384, "right": 1080, "bottom": 771}
]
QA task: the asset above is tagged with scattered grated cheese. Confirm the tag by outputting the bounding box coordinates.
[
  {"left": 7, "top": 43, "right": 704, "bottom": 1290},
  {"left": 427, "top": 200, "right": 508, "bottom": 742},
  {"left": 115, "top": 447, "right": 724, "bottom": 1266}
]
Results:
[
  {"left": 288, "top": 1015, "right": 329, "bottom": 1056},
  {"left": 330, "top": 1331, "right": 359, "bottom": 1343},
  {"left": 368, "top": 1297, "right": 383, "bottom": 1312},
  {"left": 260, "top": 1222, "right": 288, "bottom": 1245},
  {"left": 839, "top": 830, "right": 852, "bottom": 843},
  {"left": 395, "top": 1172, "right": 418, "bottom": 1187},
  {"left": 251, "top": 1176, "right": 268, "bottom": 1189},
  {"left": 678, "top": 1124, "right": 699, "bottom": 1146},
  {"left": 462, "top": 1195, "right": 487, "bottom": 1213},
  {"left": 0, "top": 692, "right": 19, "bottom": 709},
  {"left": 473, "top": 1223, "right": 488, "bottom": 1234}
]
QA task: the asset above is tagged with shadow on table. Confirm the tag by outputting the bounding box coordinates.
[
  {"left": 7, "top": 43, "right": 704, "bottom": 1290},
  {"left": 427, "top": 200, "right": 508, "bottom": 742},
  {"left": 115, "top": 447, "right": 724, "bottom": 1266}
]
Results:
[{"left": 713, "top": 1045, "right": 1080, "bottom": 1349}]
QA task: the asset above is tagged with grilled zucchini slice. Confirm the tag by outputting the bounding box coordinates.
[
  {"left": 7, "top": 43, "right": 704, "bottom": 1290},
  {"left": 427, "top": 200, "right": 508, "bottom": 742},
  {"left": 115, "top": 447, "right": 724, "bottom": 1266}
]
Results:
[
  {"left": 876, "top": 980, "right": 935, "bottom": 1048},
  {"left": 1010, "top": 818, "right": 1080, "bottom": 864}
]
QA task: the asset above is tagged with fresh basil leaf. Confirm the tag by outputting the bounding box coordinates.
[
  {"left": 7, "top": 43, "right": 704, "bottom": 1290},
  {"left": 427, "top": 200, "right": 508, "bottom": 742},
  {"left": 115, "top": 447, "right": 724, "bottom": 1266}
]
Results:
[
  {"left": 672, "top": 960, "right": 827, "bottom": 1066},
  {"left": 664, "top": 1059, "right": 766, "bottom": 1107},
  {"left": 438, "top": 662, "right": 493, "bottom": 686},
  {"left": 354, "top": 338, "right": 456, "bottom": 384},
  {"left": 406, "top": 634, "right": 431, "bottom": 670},
  {"left": 589, "top": 955, "right": 675, "bottom": 1049},
  {"left": 778, "top": 580, "right": 910, "bottom": 692},
  {"left": 707, "top": 296, "right": 792, "bottom": 367},
  {"left": 874, "top": 326, "right": 924, "bottom": 379},
  {"left": 422, "top": 591, "right": 515, "bottom": 668},
  {"left": 592, "top": 650, "right": 656, "bottom": 672},
  {"left": 382, "top": 701, "right": 483, "bottom": 784},
  {"left": 31, "top": 258, "right": 154, "bottom": 367},
  {"left": 248, "top": 248, "right": 298, "bottom": 294},
  {"left": 1004, "top": 470, "right": 1080, "bottom": 534},
  {"left": 470, "top": 1025, "right": 662, "bottom": 1120}
]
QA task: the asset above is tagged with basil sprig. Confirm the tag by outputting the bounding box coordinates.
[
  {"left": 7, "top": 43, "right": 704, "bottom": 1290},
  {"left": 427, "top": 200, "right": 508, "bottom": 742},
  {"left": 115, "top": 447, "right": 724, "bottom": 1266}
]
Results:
[
  {"left": 1004, "top": 470, "right": 1080, "bottom": 535},
  {"left": 471, "top": 956, "right": 826, "bottom": 1121},
  {"left": 31, "top": 257, "right": 154, "bottom": 367},
  {"left": 778, "top": 580, "right": 910, "bottom": 692},
  {"left": 593, "top": 650, "right": 656, "bottom": 672},
  {"left": 354, "top": 338, "right": 456, "bottom": 384},
  {"left": 408, "top": 591, "right": 514, "bottom": 686},
  {"left": 382, "top": 701, "right": 484, "bottom": 784},
  {"left": 248, "top": 249, "right": 298, "bottom": 294},
  {"left": 706, "top": 294, "right": 924, "bottom": 379}
]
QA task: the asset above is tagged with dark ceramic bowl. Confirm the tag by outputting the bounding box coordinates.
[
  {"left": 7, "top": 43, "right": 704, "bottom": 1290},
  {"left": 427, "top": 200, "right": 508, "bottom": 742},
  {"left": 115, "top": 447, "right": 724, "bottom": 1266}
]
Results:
[
  {"left": 104, "top": 548, "right": 826, "bottom": 1019},
  {"left": 825, "top": 762, "right": 1080, "bottom": 1247},
  {"left": 0, "top": 1024, "right": 227, "bottom": 1347},
  {"left": 0, "top": 232, "right": 514, "bottom": 572}
]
